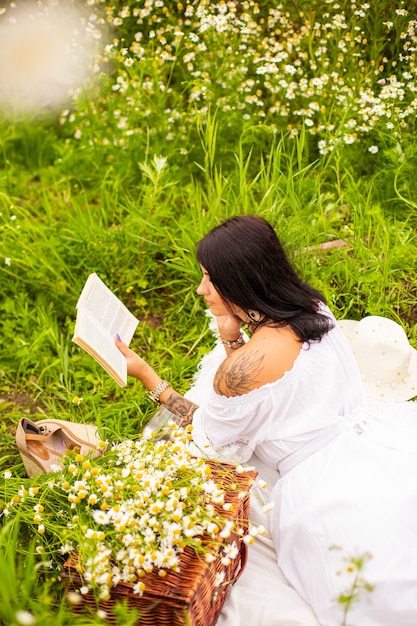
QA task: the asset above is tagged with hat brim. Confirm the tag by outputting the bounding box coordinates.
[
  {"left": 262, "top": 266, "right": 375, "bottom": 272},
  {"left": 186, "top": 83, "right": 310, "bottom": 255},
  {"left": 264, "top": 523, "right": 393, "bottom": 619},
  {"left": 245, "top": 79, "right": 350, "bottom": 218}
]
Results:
[
  {"left": 338, "top": 319, "right": 359, "bottom": 337},
  {"left": 338, "top": 318, "right": 417, "bottom": 402},
  {"left": 371, "top": 347, "right": 417, "bottom": 402}
]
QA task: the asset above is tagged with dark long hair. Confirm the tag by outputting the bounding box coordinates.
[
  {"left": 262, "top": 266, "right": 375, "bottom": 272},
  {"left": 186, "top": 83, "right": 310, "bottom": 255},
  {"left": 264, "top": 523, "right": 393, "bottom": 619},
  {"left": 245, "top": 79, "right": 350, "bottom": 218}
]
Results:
[{"left": 196, "top": 215, "right": 334, "bottom": 342}]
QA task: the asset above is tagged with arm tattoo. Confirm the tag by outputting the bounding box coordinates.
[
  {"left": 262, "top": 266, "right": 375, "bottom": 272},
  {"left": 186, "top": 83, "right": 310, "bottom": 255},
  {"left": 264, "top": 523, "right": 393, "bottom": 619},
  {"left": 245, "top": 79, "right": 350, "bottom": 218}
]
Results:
[
  {"left": 214, "top": 350, "right": 265, "bottom": 396},
  {"left": 161, "top": 391, "right": 199, "bottom": 426}
]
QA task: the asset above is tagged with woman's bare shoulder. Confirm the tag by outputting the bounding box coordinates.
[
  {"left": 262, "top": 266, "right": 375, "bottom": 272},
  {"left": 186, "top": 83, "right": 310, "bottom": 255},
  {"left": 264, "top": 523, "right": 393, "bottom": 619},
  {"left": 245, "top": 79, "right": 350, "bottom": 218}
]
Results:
[{"left": 213, "top": 326, "right": 303, "bottom": 397}]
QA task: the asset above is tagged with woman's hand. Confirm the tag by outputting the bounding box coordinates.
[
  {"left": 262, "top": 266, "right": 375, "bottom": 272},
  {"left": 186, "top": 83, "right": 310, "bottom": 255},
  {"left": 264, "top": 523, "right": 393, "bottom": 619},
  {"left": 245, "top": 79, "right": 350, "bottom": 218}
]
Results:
[
  {"left": 115, "top": 335, "right": 149, "bottom": 380},
  {"left": 215, "top": 314, "right": 242, "bottom": 341}
]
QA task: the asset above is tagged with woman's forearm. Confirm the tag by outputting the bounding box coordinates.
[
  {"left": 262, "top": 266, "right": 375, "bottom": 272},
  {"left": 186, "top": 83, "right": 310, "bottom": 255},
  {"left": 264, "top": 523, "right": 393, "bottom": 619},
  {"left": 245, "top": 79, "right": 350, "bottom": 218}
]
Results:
[
  {"left": 130, "top": 361, "right": 199, "bottom": 426},
  {"left": 159, "top": 388, "right": 199, "bottom": 427},
  {"left": 115, "top": 336, "right": 199, "bottom": 426}
]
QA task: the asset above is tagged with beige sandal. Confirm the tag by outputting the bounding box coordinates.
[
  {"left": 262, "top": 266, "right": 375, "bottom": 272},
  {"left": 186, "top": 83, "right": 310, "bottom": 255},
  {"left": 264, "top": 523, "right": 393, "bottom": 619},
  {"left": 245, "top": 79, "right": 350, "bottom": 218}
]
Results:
[{"left": 16, "top": 418, "right": 104, "bottom": 477}]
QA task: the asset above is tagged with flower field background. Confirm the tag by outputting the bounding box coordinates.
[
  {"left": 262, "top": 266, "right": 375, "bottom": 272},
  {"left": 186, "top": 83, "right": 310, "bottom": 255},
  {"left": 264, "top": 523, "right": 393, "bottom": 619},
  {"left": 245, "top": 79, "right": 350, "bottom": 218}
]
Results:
[{"left": 0, "top": 0, "right": 417, "bottom": 623}]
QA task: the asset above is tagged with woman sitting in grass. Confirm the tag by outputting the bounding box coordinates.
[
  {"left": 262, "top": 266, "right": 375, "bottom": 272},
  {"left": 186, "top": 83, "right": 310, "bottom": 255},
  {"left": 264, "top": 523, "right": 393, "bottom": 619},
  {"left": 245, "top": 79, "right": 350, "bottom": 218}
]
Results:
[{"left": 117, "top": 214, "right": 417, "bottom": 626}]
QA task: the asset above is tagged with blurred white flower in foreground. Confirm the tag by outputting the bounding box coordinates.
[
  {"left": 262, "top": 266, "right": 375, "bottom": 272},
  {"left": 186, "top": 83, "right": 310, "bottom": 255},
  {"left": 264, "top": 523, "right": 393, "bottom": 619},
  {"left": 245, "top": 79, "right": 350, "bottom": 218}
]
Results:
[
  {"left": 15, "top": 611, "right": 35, "bottom": 626},
  {"left": 0, "top": 1, "right": 100, "bottom": 115}
]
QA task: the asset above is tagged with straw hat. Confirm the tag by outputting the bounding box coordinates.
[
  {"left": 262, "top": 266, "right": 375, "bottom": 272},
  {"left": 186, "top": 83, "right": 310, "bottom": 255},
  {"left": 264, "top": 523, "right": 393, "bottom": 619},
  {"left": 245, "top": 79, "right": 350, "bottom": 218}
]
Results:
[{"left": 338, "top": 315, "right": 417, "bottom": 402}]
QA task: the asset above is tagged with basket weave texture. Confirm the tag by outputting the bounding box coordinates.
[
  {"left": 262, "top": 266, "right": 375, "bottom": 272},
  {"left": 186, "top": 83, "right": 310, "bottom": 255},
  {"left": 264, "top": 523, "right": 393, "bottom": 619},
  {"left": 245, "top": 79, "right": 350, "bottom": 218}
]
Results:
[{"left": 62, "top": 461, "right": 257, "bottom": 626}]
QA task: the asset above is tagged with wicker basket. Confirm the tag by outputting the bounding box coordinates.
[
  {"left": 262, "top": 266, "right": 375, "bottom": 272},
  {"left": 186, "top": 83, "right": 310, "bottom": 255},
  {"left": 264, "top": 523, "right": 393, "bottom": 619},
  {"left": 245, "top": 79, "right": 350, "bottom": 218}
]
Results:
[{"left": 62, "top": 461, "right": 257, "bottom": 626}]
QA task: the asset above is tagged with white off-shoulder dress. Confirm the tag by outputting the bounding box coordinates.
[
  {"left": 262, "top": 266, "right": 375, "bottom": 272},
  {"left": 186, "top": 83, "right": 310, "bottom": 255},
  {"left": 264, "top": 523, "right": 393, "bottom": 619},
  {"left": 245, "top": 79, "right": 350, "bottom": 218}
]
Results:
[{"left": 185, "top": 308, "right": 417, "bottom": 626}]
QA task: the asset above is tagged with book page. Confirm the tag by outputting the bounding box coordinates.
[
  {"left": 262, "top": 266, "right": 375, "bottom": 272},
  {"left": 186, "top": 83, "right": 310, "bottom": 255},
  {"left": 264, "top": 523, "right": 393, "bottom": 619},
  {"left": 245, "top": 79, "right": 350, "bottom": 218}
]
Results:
[
  {"left": 76, "top": 273, "right": 138, "bottom": 344},
  {"left": 73, "top": 310, "right": 127, "bottom": 386},
  {"left": 73, "top": 273, "right": 139, "bottom": 386}
]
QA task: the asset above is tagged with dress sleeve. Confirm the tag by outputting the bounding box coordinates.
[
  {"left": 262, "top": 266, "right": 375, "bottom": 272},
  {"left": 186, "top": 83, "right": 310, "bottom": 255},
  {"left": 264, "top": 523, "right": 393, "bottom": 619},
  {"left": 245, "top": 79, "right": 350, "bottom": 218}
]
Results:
[{"left": 191, "top": 389, "right": 268, "bottom": 464}]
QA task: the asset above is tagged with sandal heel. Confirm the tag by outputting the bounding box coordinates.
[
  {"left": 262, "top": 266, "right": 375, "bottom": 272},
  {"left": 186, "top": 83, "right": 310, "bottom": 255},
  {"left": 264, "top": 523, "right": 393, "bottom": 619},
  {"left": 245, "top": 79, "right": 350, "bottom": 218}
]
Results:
[{"left": 19, "top": 451, "right": 44, "bottom": 478}]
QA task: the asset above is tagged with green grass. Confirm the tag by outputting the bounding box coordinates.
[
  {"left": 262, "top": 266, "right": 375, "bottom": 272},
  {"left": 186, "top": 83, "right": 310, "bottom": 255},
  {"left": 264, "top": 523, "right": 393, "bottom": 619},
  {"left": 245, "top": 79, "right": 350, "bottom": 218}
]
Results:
[{"left": 0, "top": 0, "right": 416, "bottom": 623}]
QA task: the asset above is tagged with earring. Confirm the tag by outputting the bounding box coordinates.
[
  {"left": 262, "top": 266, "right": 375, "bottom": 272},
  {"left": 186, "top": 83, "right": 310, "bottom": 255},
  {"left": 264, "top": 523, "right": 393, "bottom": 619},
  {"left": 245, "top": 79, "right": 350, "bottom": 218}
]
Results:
[{"left": 248, "top": 309, "right": 261, "bottom": 323}]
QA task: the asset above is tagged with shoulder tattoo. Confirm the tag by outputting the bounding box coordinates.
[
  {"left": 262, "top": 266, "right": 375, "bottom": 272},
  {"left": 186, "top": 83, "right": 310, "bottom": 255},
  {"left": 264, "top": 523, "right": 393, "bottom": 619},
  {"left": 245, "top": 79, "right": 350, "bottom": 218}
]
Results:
[{"left": 214, "top": 350, "right": 265, "bottom": 396}]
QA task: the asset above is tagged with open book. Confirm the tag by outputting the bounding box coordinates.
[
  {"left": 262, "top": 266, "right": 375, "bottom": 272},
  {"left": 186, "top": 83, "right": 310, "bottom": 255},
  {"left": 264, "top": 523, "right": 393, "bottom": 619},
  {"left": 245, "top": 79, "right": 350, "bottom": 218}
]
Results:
[{"left": 72, "top": 273, "right": 139, "bottom": 387}]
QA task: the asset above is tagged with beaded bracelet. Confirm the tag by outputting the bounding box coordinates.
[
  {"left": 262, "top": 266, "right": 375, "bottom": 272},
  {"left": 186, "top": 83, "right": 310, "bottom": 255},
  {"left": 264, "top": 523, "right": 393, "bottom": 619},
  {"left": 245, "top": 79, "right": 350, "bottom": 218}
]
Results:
[
  {"left": 219, "top": 332, "right": 244, "bottom": 349},
  {"left": 147, "top": 380, "right": 170, "bottom": 403}
]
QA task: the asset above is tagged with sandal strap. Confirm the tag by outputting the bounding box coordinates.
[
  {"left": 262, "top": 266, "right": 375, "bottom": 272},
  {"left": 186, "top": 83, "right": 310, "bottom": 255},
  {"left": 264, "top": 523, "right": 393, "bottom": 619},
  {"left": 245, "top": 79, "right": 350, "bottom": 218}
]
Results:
[{"left": 25, "top": 433, "right": 50, "bottom": 442}]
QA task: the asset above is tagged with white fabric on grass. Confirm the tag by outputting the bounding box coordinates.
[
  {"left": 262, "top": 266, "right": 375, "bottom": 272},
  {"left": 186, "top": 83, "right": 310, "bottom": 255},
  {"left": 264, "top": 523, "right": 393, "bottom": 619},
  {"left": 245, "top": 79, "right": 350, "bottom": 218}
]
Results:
[
  {"left": 186, "top": 337, "right": 319, "bottom": 626},
  {"left": 185, "top": 309, "right": 417, "bottom": 626}
]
